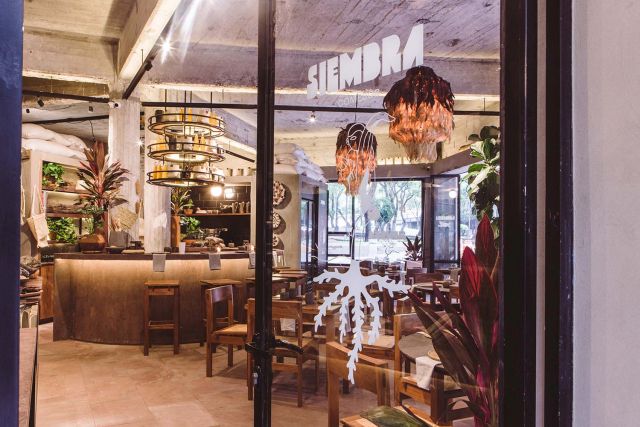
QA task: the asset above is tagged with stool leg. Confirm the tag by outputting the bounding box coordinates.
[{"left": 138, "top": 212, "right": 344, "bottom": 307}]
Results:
[
  {"left": 227, "top": 344, "right": 233, "bottom": 367},
  {"left": 173, "top": 288, "right": 180, "bottom": 355},
  {"left": 200, "top": 286, "right": 206, "bottom": 346},
  {"left": 143, "top": 289, "right": 149, "bottom": 356},
  {"left": 206, "top": 343, "right": 213, "bottom": 377}
]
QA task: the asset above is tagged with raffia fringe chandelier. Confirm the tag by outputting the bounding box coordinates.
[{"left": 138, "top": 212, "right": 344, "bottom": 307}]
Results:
[
  {"left": 335, "top": 123, "right": 377, "bottom": 196},
  {"left": 383, "top": 66, "right": 455, "bottom": 163}
]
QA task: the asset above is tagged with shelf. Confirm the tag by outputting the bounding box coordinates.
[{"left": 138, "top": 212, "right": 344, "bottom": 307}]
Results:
[
  {"left": 182, "top": 213, "right": 250, "bottom": 217},
  {"left": 43, "top": 188, "right": 88, "bottom": 196},
  {"left": 46, "top": 213, "right": 90, "bottom": 219}
]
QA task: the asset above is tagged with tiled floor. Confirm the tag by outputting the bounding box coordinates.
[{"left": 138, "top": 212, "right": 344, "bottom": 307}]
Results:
[{"left": 36, "top": 324, "right": 473, "bottom": 426}]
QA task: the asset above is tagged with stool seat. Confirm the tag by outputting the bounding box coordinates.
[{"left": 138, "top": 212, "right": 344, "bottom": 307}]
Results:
[{"left": 143, "top": 280, "right": 180, "bottom": 356}]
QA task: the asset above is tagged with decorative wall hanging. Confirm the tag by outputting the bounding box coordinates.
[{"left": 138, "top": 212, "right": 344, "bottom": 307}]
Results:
[
  {"left": 272, "top": 181, "right": 288, "bottom": 207},
  {"left": 313, "top": 260, "right": 409, "bottom": 382},
  {"left": 335, "top": 123, "right": 377, "bottom": 195},
  {"left": 383, "top": 66, "right": 455, "bottom": 163}
]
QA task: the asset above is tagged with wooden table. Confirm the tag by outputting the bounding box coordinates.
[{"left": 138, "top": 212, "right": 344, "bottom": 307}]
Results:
[
  {"left": 397, "top": 331, "right": 436, "bottom": 361},
  {"left": 413, "top": 282, "right": 460, "bottom": 305},
  {"left": 245, "top": 276, "right": 293, "bottom": 297}
]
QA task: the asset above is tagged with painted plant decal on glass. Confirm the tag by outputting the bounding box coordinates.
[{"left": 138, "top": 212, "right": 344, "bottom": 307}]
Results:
[{"left": 313, "top": 261, "right": 409, "bottom": 383}]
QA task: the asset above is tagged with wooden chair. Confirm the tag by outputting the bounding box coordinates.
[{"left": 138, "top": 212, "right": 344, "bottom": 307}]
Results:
[
  {"left": 205, "top": 285, "right": 248, "bottom": 377},
  {"left": 393, "top": 313, "right": 470, "bottom": 425},
  {"left": 247, "top": 299, "right": 320, "bottom": 407},
  {"left": 326, "top": 341, "right": 389, "bottom": 427}
]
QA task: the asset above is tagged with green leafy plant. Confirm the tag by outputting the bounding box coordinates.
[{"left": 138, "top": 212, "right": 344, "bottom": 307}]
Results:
[
  {"left": 76, "top": 141, "right": 129, "bottom": 233},
  {"left": 409, "top": 215, "right": 499, "bottom": 426},
  {"left": 180, "top": 216, "right": 201, "bottom": 238},
  {"left": 46, "top": 217, "right": 77, "bottom": 243},
  {"left": 42, "top": 162, "right": 66, "bottom": 189},
  {"left": 402, "top": 236, "right": 423, "bottom": 261},
  {"left": 462, "top": 126, "right": 500, "bottom": 237},
  {"left": 171, "top": 188, "right": 193, "bottom": 215}
]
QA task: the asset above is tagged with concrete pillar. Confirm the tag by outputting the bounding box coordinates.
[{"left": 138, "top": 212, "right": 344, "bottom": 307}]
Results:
[
  {"left": 108, "top": 98, "right": 141, "bottom": 241},
  {"left": 143, "top": 107, "right": 171, "bottom": 252}
]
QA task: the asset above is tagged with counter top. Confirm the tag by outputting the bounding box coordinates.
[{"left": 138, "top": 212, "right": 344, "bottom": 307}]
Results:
[{"left": 55, "top": 251, "right": 250, "bottom": 261}]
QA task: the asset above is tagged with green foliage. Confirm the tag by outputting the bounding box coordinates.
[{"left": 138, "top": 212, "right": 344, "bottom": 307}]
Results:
[
  {"left": 180, "top": 216, "right": 201, "bottom": 238},
  {"left": 46, "top": 217, "right": 77, "bottom": 243},
  {"left": 376, "top": 198, "right": 396, "bottom": 227},
  {"left": 76, "top": 140, "right": 129, "bottom": 226},
  {"left": 402, "top": 236, "right": 423, "bottom": 261},
  {"left": 462, "top": 126, "right": 500, "bottom": 237},
  {"left": 42, "top": 162, "right": 66, "bottom": 188},
  {"left": 171, "top": 188, "right": 193, "bottom": 215}
]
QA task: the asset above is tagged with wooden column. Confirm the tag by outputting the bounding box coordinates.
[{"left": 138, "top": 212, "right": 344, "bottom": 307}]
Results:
[
  {"left": 143, "top": 107, "right": 171, "bottom": 252},
  {"left": 108, "top": 98, "right": 142, "bottom": 240}
]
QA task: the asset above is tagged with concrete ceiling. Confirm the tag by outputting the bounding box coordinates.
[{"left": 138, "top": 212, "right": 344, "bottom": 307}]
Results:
[{"left": 22, "top": 0, "right": 500, "bottom": 167}]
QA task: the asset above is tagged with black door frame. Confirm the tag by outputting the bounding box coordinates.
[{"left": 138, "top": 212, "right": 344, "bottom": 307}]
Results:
[
  {"left": 0, "top": 0, "right": 24, "bottom": 425},
  {"left": 0, "top": 0, "right": 574, "bottom": 425},
  {"left": 545, "top": 0, "right": 574, "bottom": 424}
]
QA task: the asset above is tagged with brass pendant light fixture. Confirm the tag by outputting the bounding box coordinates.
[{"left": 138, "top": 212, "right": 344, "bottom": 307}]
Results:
[
  {"left": 146, "top": 108, "right": 226, "bottom": 189},
  {"left": 383, "top": 66, "right": 455, "bottom": 163}
]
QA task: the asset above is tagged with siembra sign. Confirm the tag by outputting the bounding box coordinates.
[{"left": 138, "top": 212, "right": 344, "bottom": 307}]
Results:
[{"left": 306, "top": 24, "right": 424, "bottom": 99}]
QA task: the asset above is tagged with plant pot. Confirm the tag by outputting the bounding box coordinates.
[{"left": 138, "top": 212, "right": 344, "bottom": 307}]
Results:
[
  {"left": 78, "top": 233, "right": 107, "bottom": 252},
  {"left": 170, "top": 215, "right": 181, "bottom": 249},
  {"left": 183, "top": 208, "right": 193, "bottom": 215}
]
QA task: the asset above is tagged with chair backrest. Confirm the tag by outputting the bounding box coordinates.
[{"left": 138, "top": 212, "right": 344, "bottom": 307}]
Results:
[
  {"left": 246, "top": 299, "right": 303, "bottom": 347},
  {"left": 326, "top": 341, "right": 389, "bottom": 427},
  {"left": 393, "top": 313, "right": 426, "bottom": 372},
  {"left": 206, "top": 285, "right": 234, "bottom": 333},
  {"left": 406, "top": 267, "right": 430, "bottom": 284},
  {"left": 412, "top": 272, "right": 445, "bottom": 285}
]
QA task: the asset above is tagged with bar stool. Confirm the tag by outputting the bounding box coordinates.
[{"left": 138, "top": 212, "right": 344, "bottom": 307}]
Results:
[
  {"left": 200, "top": 278, "right": 244, "bottom": 345},
  {"left": 143, "top": 280, "right": 180, "bottom": 356}
]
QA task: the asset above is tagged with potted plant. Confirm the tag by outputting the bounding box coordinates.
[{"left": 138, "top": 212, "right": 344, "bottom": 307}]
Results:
[
  {"left": 170, "top": 188, "right": 193, "bottom": 248},
  {"left": 402, "top": 236, "right": 423, "bottom": 269},
  {"left": 462, "top": 126, "right": 500, "bottom": 238},
  {"left": 42, "top": 162, "right": 66, "bottom": 190},
  {"left": 46, "top": 217, "right": 78, "bottom": 244},
  {"left": 409, "top": 214, "right": 499, "bottom": 426},
  {"left": 180, "top": 216, "right": 201, "bottom": 245},
  {"left": 76, "top": 140, "right": 129, "bottom": 252}
]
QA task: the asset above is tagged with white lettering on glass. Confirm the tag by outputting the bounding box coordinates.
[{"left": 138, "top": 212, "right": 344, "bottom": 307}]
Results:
[{"left": 306, "top": 24, "right": 424, "bottom": 98}]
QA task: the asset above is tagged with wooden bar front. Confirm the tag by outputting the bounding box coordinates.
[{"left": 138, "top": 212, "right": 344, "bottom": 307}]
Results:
[{"left": 54, "top": 253, "right": 254, "bottom": 345}]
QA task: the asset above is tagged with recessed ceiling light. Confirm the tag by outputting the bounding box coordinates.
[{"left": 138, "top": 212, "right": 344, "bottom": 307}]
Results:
[{"left": 309, "top": 111, "right": 316, "bottom": 123}]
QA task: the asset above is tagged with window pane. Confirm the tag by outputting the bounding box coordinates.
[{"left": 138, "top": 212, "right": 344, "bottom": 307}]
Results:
[
  {"left": 433, "top": 176, "right": 459, "bottom": 264},
  {"left": 327, "top": 182, "right": 352, "bottom": 232}
]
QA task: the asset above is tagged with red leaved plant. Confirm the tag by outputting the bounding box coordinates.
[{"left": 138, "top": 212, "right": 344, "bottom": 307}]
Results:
[{"left": 408, "top": 214, "right": 499, "bottom": 426}]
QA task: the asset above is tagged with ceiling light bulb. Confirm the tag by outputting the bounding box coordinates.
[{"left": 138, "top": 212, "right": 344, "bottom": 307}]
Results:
[
  {"left": 448, "top": 189, "right": 458, "bottom": 199},
  {"left": 309, "top": 111, "right": 316, "bottom": 123},
  {"left": 210, "top": 185, "right": 223, "bottom": 197},
  {"left": 136, "top": 139, "right": 144, "bottom": 147}
]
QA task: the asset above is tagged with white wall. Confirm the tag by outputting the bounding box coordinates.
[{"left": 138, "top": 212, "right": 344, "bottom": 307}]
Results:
[{"left": 573, "top": 1, "right": 640, "bottom": 425}]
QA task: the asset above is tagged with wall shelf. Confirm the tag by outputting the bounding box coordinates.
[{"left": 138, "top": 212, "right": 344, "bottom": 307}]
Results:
[
  {"left": 182, "top": 213, "right": 250, "bottom": 217},
  {"left": 46, "top": 213, "right": 89, "bottom": 219}
]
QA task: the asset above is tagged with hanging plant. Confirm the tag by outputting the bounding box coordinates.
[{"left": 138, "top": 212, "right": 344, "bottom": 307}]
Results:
[
  {"left": 462, "top": 126, "right": 500, "bottom": 237},
  {"left": 335, "top": 122, "right": 377, "bottom": 195},
  {"left": 383, "top": 66, "right": 455, "bottom": 163}
]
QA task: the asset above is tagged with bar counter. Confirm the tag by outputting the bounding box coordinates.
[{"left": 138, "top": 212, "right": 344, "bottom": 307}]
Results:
[{"left": 54, "top": 252, "right": 254, "bottom": 345}]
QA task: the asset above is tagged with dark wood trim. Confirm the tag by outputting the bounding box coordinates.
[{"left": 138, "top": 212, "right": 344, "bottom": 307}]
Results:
[
  {"left": 430, "top": 150, "right": 477, "bottom": 174},
  {"left": 0, "top": 0, "right": 23, "bottom": 424},
  {"left": 253, "top": 0, "right": 276, "bottom": 425},
  {"left": 545, "top": 0, "right": 574, "bottom": 424},
  {"left": 500, "top": 0, "right": 538, "bottom": 424}
]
